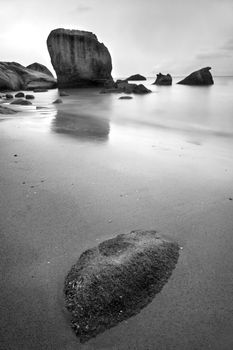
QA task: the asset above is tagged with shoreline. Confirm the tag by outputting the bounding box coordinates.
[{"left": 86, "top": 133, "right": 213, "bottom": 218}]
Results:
[{"left": 0, "top": 84, "right": 233, "bottom": 349}]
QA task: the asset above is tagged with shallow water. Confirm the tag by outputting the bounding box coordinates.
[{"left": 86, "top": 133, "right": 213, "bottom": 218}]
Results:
[{"left": 0, "top": 77, "right": 233, "bottom": 350}]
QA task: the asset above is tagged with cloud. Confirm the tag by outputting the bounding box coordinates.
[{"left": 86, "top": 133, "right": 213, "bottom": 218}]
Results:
[{"left": 196, "top": 51, "right": 232, "bottom": 60}]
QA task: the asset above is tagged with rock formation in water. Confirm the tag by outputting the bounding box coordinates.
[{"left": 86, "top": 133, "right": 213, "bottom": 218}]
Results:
[
  {"left": 47, "top": 28, "right": 113, "bottom": 88},
  {"left": 100, "top": 81, "right": 151, "bottom": 94},
  {"left": 177, "top": 67, "right": 214, "bottom": 85},
  {"left": 153, "top": 73, "right": 172, "bottom": 85},
  {"left": 27, "top": 62, "right": 54, "bottom": 77},
  {"left": 126, "top": 74, "right": 146, "bottom": 81},
  {"left": 0, "top": 62, "right": 57, "bottom": 91},
  {"left": 64, "top": 230, "right": 180, "bottom": 343}
]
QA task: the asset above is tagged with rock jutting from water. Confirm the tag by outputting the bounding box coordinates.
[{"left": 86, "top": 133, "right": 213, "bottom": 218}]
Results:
[
  {"left": 126, "top": 74, "right": 147, "bottom": 81},
  {"left": 27, "top": 62, "right": 54, "bottom": 77},
  {"left": 64, "top": 230, "right": 180, "bottom": 343},
  {"left": 100, "top": 80, "right": 151, "bottom": 94},
  {"left": 177, "top": 67, "right": 214, "bottom": 85},
  {"left": 153, "top": 73, "right": 172, "bottom": 85},
  {"left": 0, "top": 62, "right": 57, "bottom": 91},
  {"left": 47, "top": 28, "right": 113, "bottom": 88}
]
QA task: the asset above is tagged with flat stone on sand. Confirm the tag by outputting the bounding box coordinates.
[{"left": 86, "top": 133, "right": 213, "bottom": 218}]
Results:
[{"left": 64, "top": 230, "right": 180, "bottom": 343}]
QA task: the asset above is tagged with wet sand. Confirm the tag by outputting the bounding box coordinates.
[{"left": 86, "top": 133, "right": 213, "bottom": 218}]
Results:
[{"left": 1, "top": 83, "right": 233, "bottom": 349}]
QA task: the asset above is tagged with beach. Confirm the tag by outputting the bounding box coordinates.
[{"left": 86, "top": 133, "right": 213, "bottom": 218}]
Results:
[{"left": 1, "top": 78, "right": 233, "bottom": 349}]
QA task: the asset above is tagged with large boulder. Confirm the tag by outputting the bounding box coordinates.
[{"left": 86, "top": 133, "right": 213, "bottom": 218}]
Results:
[
  {"left": 64, "top": 230, "right": 180, "bottom": 343},
  {"left": 153, "top": 73, "right": 172, "bottom": 86},
  {"left": 0, "top": 62, "right": 57, "bottom": 91},
  {"left": 126, "top": 74, "right": 146, "bottom": 81},
  {"left": 27, "top": 62, "right": 54, "bottom": 77},
  {"left": 47, "top": 28, "right": 113, "bottom": 88},
  {"left": 177, "top": 67, "right": 214, "bottom": 85}
]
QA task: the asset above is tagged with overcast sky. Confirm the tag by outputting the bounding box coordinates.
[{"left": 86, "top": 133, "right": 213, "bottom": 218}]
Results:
[{"left": 0, "top": 0, "right": 233, "bottom": 77}]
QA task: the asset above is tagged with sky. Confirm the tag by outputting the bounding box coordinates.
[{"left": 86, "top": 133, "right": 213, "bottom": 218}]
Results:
[{"left": 0, "top": 0, "right": 233, "bottom": 77}]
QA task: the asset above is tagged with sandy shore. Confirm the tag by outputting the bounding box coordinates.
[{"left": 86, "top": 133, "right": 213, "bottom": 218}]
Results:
[{"left": 0, "top": 87, "right": 233, "bottom": 349}]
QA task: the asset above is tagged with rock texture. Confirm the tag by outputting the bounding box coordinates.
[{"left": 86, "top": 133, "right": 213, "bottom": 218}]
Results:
[
  {"left": 47, "top": 28, "right": 113, "bottom": 88},
  {"left": 177, "top": 67, "right": 214, "bottom": 85},
  {"left": 27, "top": 62, "right": 54, "bottom": 77},
  {"left": 126, "top": 74, "right": 146, "bottom": 81},
  {"left": 64, "top": 230, "right": 180, "bottom": 343},
  {"left": 153, "top": 73, "right": 172, "bottom": 85},
  {"left": 0, "top": 62, "right": 57, "bottom": 91},
  {"left": 100, "top": 81, "right": 151, "bottom": 94}
]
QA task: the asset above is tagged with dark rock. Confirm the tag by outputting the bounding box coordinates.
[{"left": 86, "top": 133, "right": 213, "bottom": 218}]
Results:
[
  {"left": 119, "top": 96, "right": 133, "bottom": 99},
  {"left": 27, "top": 62, "right": 54, "bottom": 77},
  {"left": 59, "top": 91, "right": 69, "bottom": 97},
  {"left": 126, "top": 74, "right": 146, "bottom": 81},
  {"left": 134, "top": 84, "right": 152, "bottom": 94},
  {"left": 153, "top": 73, "right": 172, "bottom": 85},
  {"left": 100, "top": 81, "right": 151, "bottom": 94},
  {"left": 0, "top": 105, "right": 18, "bottom": 114},
  {"left": 0, "top": 62, "right": 57, "bottom": 91},
  {"left": 177, "top": 67, "right": 214, "bottom": 85},
  {"left": 15, "top": 92, "right": 25, "bottom": 98},
  {"left": 47, "top": 28, "right": 113, "bottom": 88},
  {"left": 25, "top": 94, "right": 35, "bottom": 100},
  {"left": 64, "top": 230, "right": 180, "bottom": 343},
  {"left": 53, "top": 98, "right": 63, "bottom": 104},
  {"left": 5, "top": 94, "right": 14, "bottom": 99},
  {"left": 11, "top": 99, "right": 32, "bottom": 105},
  {"left": 33, "top": 88, "right": 48, "bottom": 92}
]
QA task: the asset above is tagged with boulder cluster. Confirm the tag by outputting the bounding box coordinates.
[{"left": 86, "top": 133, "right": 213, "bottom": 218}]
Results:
[
  {"left": 0, "top": 62, "right": 56, "bottom": 91},
  {"left": 0, "top": 28, "right": 214, "bottom": 97}
]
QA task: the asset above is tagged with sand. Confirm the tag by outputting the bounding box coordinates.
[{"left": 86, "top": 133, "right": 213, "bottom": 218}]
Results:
[{"left": 0, "top": 85, "right": 233, "bottom": 350}]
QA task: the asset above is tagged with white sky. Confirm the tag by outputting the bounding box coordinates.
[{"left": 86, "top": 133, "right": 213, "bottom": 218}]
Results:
[{"left": 0, "top": 0, "right": 233, "bottom": 77}]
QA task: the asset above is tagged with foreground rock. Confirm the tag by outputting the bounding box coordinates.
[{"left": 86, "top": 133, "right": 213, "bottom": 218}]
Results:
[
  {"left": 64, "top": 230, "right": 180, "bottom": 343},
  {"left": 0, "top": 62, "right": 57, "bottom": 91},
  {"left": 27, "top": 62, "right": 54, "bottom": 77},
  {"left": 153, "top": 73, "right": 172, "bottom": 85},
  {"left": 119, "top": 96, "right": 133, "bottom": 99},
  {"left": 177, "top": 67, "right": 214, "bottom": 85},
  {"left": 126, "top": 74, "right": 146, "bottom": 81},
  {"left": 101, "top": 81, "right": 151, "bottom": 94},
  {"left": 0, "top": 105, "right": 18, "bottom": 114},
  {"left": 47, "top": 28, "right": 113, "bottom": 88}
]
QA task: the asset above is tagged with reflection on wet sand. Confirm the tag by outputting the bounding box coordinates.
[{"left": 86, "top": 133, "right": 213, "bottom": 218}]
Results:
[{"left": 51, "top": 110, "right": 110, "bottom": 142}]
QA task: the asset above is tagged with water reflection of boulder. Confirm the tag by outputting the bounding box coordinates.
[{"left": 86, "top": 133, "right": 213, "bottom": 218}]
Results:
[{"left": 52, "top": 111, "right": 110, "bottom": 141}]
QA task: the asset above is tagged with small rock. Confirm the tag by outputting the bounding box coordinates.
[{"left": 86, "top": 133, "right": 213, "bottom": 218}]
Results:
[
  {"left": 33, "top": 88, "right": 48, "bottom": 92},
  {"left": 5, "top": 94, "right": 14, "bottom": 99},
  {"left": 229, "top": 198, "right": 232, "bottom": 201},
  {"left": 25, "top": 94, "right": 35, "bottom": 100},
  {"left": 126, "top": 74, "right": 146, "bottom": 81},
  {"left": 119, "top": 96, "right": 133, "bottom": 100},
  {"left": 53, "top": 98, "right": 63, "bottom": 104},
  {"left": 14, "top": 154, "right": 18, "bottom": 157},
  {"left": 11, "top": 99, "right": 32, "bottom": 105},
  {"left": 15, "top": 92, "right": 25, "bottom": 98}
]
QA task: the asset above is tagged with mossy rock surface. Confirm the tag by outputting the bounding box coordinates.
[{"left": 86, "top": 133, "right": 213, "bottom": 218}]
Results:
[{"left": 64, "top": 230, "right": 180, "bottom": 343}]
